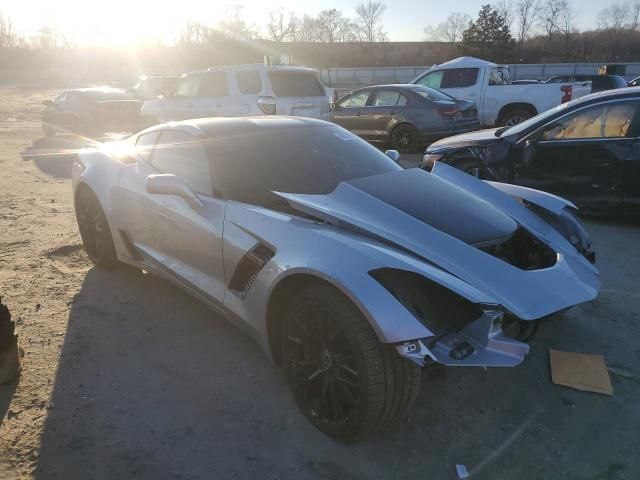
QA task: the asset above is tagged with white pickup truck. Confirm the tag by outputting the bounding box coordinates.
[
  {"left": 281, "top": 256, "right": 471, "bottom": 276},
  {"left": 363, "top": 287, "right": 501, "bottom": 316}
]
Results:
[{"left": 411, "top": 57, "right": 592, "bottom": 127}]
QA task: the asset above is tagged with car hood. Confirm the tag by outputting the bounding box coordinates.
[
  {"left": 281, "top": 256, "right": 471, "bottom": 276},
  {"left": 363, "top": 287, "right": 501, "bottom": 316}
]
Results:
[
  {"left": 428, "top": 127, "right": 502, "bottom": 151},
  {"left": 275, "top": 167, "right": 599, "bottom": 320}
]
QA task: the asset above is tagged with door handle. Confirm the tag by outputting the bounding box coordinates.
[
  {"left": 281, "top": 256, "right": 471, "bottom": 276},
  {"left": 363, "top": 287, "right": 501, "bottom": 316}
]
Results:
[
  {"left": 388, "top": 111, "right": 396, "bottom": 115},
  {"left": 356, "top": 112, "right": 362, "bottom": 116}
]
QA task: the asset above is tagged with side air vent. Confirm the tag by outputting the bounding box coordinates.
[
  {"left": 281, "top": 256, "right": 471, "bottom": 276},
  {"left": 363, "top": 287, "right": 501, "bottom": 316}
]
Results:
[{"left": 228, "top": 243, "right": 275, "bottom": 299}]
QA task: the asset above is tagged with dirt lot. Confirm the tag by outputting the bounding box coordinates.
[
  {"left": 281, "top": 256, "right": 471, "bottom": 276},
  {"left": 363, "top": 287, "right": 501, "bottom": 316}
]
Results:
[{"left": 1, "top": 86, "right": 639, "bottom": 480}]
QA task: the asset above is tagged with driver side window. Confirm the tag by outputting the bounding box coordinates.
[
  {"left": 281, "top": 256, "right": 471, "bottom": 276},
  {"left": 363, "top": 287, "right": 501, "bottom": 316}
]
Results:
[
  {"left": 339, "top": 90, "right": 370, "bottom": 108},
  {"left": 150, "top": 130, "right": 213, "bottom": 195},
  {"left": 540, "top": 103, "right": 637, "bottom": 140}
]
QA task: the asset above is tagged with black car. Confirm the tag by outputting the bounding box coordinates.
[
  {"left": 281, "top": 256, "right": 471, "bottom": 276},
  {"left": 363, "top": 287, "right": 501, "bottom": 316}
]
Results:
[
  {"left": 421, "top": 88, "right": 640, "bottom": 216},
  {"left": 330, "top": 84, "right": 478, "bottom": 153},
  {"left": 545, "top": 74, "right": 628, "bottom": 93},
  {"left": 42, "top": 88, "right": 142, "bottom": 138}
]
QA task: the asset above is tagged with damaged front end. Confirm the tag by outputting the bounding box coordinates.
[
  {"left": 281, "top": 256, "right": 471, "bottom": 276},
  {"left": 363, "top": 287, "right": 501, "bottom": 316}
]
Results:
[
  {"left": 370, "top": 268, "right": 530, "bottom": 368},
  {"left": 396, "top": 307, "right": 529, "bottom": 368}
]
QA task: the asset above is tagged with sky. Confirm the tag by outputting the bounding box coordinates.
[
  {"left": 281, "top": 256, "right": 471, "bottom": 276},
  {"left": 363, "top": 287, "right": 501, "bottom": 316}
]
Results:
[{"left": 0, "top": 0, "right": 609, "bottom": 46}]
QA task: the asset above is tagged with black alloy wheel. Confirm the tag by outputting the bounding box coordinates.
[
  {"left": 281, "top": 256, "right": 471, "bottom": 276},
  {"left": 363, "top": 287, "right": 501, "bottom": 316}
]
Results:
[
  {"left": 282, "top": 283, "right": 421, "bottom": 440},
  {"left": 75, "top": 187, "right": 118, "bottom": 268}
]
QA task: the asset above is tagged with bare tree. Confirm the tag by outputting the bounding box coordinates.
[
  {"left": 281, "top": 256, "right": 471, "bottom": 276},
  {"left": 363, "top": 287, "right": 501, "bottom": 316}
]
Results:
[
  {"left": 423, "top": 12, "right": 471, "bottom": 43},
  {"left": 515, "top": 0, "right": 540, "bottom": 43},
  {"left": 218, "top": 5, "right": 257, "bottom": 39},
  {"left": 355, "top": 1, "right": 387, "bottom": 42},
  {"left": 538, "top": 0, "right": 563, "bottom": 38},
  {"left": 0, "top": 13, "right": 20, "bottom": 48},
  {"left": 558, "top": 0, "right": 576, "bottom": 56},
  {"left": 628, "top": 1, "right": 640, "bottom": 31},
  {"left": 598, "top": 2, "right": 629, "bottom": 32},
  {"left": 314, "top": 9, "right": 357, "bottom": 42},
  {"left": 494, "top": 0, "right": 516, "bottom": 31},
  {"left": 294, "top": 15, "right": 318, "bottom": 41},
  {"left": 177, "top": 20, "right": 211, "bottom": 45},
  {"left": 267, "top": 9, "right": 298, "bottom": 41},
  {"left": 598, "top": 2, "right": 631, "bottom": 58}
]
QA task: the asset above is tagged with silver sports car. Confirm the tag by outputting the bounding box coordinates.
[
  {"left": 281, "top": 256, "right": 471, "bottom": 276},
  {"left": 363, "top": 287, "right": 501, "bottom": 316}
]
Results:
[{"left": 71, "top": 117, "right": 600, "bottom": 439}]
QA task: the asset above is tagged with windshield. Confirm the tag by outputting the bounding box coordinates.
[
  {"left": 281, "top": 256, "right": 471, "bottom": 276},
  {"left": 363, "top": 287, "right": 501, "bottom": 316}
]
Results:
[
  {"left": 411, "top": 85, "right": 456, "bottom": 102},
  {"left": 208, "top": 125, "right": 401, "bottom": 206},
  {"left": 499, "top": 100, "right": 574, "bottom": 136}
]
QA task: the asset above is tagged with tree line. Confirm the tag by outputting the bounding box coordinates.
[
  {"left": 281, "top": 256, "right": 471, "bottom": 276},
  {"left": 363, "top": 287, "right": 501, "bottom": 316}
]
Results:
[
  {"left": 2, "top": 1, "right": 640, "bottom": 65},
  {"left": 425, "top": 1, "right": 640, "bottom": 62}
]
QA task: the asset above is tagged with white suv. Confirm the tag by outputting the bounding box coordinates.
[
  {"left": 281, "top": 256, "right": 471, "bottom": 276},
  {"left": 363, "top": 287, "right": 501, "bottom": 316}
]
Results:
[{"left": 140, "top": 65, "right": 331, "bottom": 123}]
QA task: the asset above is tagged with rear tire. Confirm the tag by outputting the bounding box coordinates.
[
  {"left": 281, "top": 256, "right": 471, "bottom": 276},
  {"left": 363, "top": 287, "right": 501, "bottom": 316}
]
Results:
[
  {"left": 391, "top": 123, "right": 420, "bottom": 153},
  {"left": 75, "top": 187, "right": 118, "bottom": 268},
  {"left": 282, "top": 283, "right": 421, "bottom": 440}
]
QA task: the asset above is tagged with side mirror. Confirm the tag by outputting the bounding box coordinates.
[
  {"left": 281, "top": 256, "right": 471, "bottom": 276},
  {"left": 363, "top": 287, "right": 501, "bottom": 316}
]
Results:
[
  {"left": 145, "top": 174, "right": 204, "bottom": 210},
  {"left": 42, "top": 99, "right": 55, "bottom": 107},
  {"left": 385, "top": 149, "right": 401, "bottom": 163}
]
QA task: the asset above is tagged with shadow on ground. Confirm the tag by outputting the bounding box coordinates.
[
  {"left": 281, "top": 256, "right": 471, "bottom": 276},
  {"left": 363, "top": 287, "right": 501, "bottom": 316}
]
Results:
[
  {"left": 21, "top": 134, "right": 124, "bottom": 179},
  {"left": 33, "top": 230, "right": 639, "bottom": 480},
  {"left": 0, "top": 380, "right": 18, "bottom": 429}
]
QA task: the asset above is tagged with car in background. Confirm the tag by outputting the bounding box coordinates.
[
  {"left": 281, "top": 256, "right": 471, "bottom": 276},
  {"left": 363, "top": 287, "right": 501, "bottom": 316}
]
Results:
[
  {"left": 72, "top": 116, "right": 599, "bottom": 439},
  {"left": 330, "top": 84, "right": 478, "bottom": 152},
  {"left": 545, "top": 74, "right": 627, "bottom": 93},
  {"left": 41, "top": 87, "right": 142, "bottom": 137},
  {"left": 421, "top": 87, "right": 640, "bottom": 217},
  {"left": 411, "top": 57, "right": 591, "bottom": 127},
  {"left": 628, "top": 75, "right": 640, "bottom": 87},
  {"left": 129, "top": 75, "right": 179, "bottom": 100},
  {"left": 140, "top": 64, "right": 330, "bottom": 123}
]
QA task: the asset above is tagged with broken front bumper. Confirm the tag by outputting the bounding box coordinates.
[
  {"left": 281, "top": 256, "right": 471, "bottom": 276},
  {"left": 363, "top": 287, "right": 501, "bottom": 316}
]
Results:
[{"left": 396, "top": 308, "right": 530, "bottom": 368}]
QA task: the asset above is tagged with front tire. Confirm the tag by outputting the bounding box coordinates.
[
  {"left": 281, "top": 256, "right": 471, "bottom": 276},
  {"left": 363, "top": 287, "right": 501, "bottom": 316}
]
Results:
[
  {"left": 75, "top": 187, "right": 118, "bottom": 268},
  {"left": 391, "top": 123, "right": 420, "bottom": 153},
  {"left": 282, "top": 283, "right": 421, "bottom": 440}
]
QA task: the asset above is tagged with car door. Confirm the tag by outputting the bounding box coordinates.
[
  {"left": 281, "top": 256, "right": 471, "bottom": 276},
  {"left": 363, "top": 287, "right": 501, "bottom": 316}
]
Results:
[
  {"left": 233, "top": 69, "right": 263, "bottom": 115},
  {"left": 330, "top": 89, "right": 372, "bottom": 136},
  {"left": 514, "top": 100, "right": 640, "bottom": 210},
  {"left": 365, "top": 89, "right": 410, "bottom": 140},
  {"left": 192, "top": 71, "right": 231, "bottom": 117},
  {"left": 118, "top": 129, "right": 228, "bottom": 304}
]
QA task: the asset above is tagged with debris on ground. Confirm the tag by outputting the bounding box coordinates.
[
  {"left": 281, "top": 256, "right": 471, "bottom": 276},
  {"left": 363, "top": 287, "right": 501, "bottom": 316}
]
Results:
[{"left": 549, "top": 349, "right": 612, "bottom": 395}]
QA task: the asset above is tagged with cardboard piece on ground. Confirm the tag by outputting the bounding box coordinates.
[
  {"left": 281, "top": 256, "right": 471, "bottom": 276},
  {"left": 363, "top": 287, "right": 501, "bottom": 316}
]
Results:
[{"left": 549, "top": 349, "right": 613, "bottom": 395}]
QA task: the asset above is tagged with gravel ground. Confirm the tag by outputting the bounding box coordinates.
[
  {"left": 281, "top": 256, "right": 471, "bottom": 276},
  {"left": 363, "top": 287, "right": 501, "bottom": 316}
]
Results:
[{"left": 1, "top": 86, "right": 639, "bottom": 480}]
